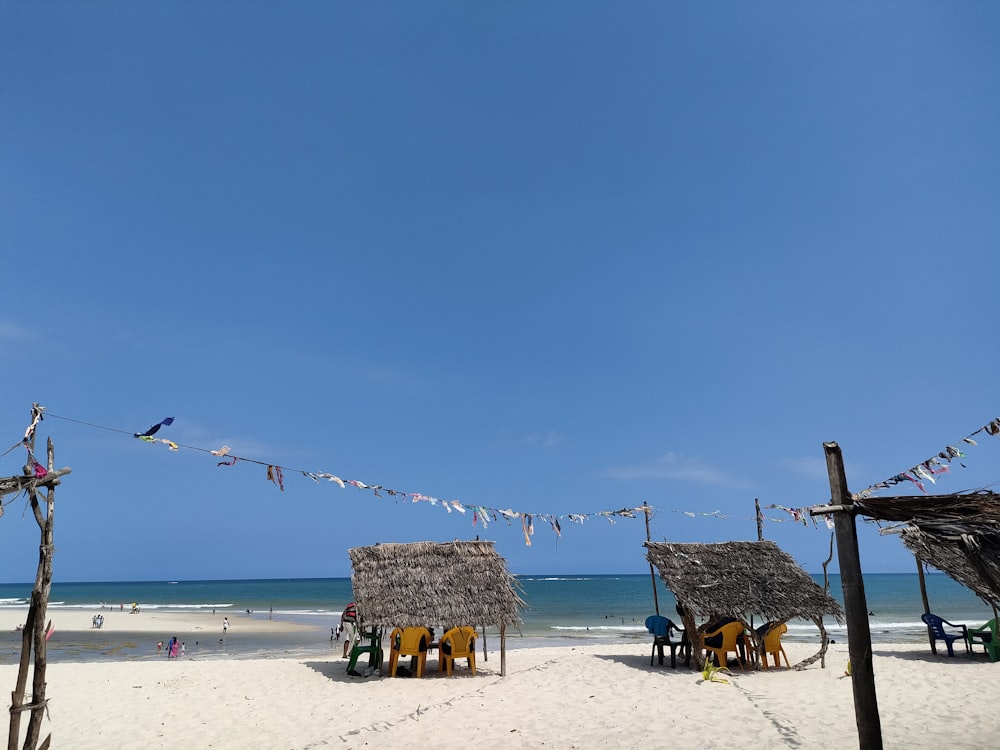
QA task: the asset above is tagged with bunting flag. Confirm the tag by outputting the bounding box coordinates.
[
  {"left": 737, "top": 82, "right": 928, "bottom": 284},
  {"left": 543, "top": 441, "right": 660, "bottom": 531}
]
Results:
[
  {"left": 134, "top": 417, "right": 174, "bottom": 438},
  {"left": 23, "top": 404, "right": 45, "bottom": 444}
]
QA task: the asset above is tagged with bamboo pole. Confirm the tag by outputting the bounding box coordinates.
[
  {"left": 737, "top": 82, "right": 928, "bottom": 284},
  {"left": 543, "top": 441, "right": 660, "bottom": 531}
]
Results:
[{"left": 824, "top": 441, "right": 882, "bottom": 750}]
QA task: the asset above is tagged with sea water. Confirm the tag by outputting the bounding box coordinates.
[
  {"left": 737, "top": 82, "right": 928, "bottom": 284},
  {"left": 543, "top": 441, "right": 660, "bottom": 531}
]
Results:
[{"left": 0, "top": 573, "right": 990, "bottom": 663}]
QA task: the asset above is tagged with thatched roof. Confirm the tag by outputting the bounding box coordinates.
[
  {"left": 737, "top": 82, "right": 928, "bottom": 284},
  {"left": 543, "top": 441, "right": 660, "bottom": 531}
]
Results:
[
  {"left": 348, "top": 540, "right": 524, "bottom": 629},
  {"left": 854, "top": 491, "right": 1000, "bottom": 606},
  {"left": 645, "top": 540, "right": 842, "bottom": 623}
]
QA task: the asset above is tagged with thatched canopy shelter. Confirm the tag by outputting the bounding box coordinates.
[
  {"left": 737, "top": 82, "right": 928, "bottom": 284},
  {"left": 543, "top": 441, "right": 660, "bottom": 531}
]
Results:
[
  {"left": 854, "top": 491, "right": 1000, "bottom": 607},
  {"left": 349, "top": 540, "right": 523, "bottom": 628},
  {"left": 645, "top": 540, "right": 842, "bottom": 669},
  {"left": 348, "top": 540, "right": 524, "bottom": 675}
]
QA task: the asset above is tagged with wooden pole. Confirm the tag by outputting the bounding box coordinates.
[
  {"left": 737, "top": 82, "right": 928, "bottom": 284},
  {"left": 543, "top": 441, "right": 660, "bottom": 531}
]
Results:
[
  {"left": 755, "top": 498, "right": 764, "bottom": 541},
  {"left": 916, "top": 557, "right": 931, "bottom": 615},
  {"left": 643, "top": 505, "right": 660, "bottom": 615},
  {"left": 499, "top": 624, "right": 506, "bottom": 677},
  {"left": 824, "top": 442, "right": 882, "bottom": 750},
  {"left": 916, "top": 556, "right": 934, "bottom": 652},
  {"left": 10, "top": 407, "right": 63, "bottom": 750},
  {"left": 819, "top": 531, "right": 835, "bottom": 669}
]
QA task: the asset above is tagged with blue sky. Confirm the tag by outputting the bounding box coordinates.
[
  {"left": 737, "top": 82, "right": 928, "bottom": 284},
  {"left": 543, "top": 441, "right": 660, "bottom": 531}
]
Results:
[{"left": 2, "top": 2, "right": 998, "bottom": 584}]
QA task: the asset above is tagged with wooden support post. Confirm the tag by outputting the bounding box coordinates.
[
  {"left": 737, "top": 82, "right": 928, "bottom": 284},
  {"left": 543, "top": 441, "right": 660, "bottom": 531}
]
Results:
[
  {"left": 643, "top": 505, "right": 660, "bottom": 615},
  {"left": 824, "top": 442, "right": 882, "bottom": 750},
  {"left": 499, "top": 624, "right": 506, "bottom": 677},
  {"left": 820, "top": 531, "right": 835, "bottom": 669},
  {"left": 755, "top": 498, "right": 764, "bottom": 541},
  {"left": 916, "top": 557, "right": 931, "bottom": 615},
  {"left": 8, "top": 406, "right": 67, "bottom": 750},
  {"left": 916, "top": 556, "right": 933, "bottom": 652}
]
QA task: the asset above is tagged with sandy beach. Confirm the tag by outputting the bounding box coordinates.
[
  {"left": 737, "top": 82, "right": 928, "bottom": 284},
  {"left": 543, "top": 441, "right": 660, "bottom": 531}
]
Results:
[{"left": 0, "top": 608, "right": 994, "bottom": 749}]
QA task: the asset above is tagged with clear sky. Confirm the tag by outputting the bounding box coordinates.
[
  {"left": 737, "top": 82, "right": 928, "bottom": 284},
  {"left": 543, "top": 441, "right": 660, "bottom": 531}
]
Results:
[{"left": 2, "top": 2, "right": 998, "bottom": 584}]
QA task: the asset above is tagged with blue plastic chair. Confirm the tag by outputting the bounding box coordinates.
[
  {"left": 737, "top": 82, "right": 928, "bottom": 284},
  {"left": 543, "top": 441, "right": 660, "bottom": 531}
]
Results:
[
  {"left": 921, "top": 613, "right": 970, "bottom": 657},
  {"left": 645, "top": 614, "right": 689, "bottom": 668}
]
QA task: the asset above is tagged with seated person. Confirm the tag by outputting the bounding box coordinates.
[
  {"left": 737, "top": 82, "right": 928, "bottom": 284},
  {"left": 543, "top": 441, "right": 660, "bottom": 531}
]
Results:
[
  {"left": 755, "top": 621, "right": 780, "bottom": 639},
  {"left": 440, "top": 626, "right": 455, "bottom": 655},
  {"left": 702, "top": 616, "right": 739, "bottom": 648}
]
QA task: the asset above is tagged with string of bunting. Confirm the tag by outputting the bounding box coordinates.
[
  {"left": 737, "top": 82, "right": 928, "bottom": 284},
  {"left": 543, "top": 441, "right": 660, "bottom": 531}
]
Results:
[
  {"left": 31, "top": 409, "right": 657, "bottom": 546},
  {"left": 25, "top": 407, "right": 988, "bottom": 538},
  {"left": 852, "top": 415, "right": 1000, "bottom": 499},
  {"left": 123, "top": 417, "right": 812, "bottom": 528},
  {"left": 4, "top": 409, "right": 846, "bottom": 533},
  {"left": 760, "top": 416, "right": 1000, "bottom": 529}
]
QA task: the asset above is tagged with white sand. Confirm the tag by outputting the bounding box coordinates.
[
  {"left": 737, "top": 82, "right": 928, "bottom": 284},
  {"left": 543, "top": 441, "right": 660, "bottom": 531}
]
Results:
[{"left": 0, "top": 624, "right": 994, "bottom": 749}]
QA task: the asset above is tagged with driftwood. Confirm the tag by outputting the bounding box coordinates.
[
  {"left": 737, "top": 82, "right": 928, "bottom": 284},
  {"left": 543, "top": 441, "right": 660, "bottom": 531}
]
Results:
[{"left": 8, "top": 406, "right": 69, "bottom": 750}]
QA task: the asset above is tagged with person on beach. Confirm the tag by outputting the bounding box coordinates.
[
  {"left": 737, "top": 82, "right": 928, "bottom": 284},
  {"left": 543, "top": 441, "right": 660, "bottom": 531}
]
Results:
[
  {"left": 180, "top": 642, "right": 186, "bottom": 656},
  {"left": 223, "top": 617, "right": 230, "bottom": 634},
  {"left": 340, "top": 603, "right": 357, "bottom": 658},
  {"left": 702, "top": 616, "right": 739, "bottom": 648},
  {"left": 169, "top": 637, "right": 179, "bottom": 659},
  {"left": 166, "top": 636, "right": 176, "bottom": 658}
]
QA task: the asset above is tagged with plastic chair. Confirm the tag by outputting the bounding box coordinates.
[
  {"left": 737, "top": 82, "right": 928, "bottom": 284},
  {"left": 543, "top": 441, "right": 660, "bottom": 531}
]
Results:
[
  {"left": 388, "top": 626, "right": 432, "bottom": 677},
  {"left": 701, "top": 620, "right": 746, "bottom": 671},
  {"left": 921, "top": 613, "right": 970, "bottom": 657},
  {"left": 439, "top": 626, "right": 477, "bottom": 676},
  {"left": 759, "top": 622, "right": 790, "bottom": 669},
  {"left": 968, "top": 618, "right": 1000, "bottom": 662},
  {"left": 645, "top": 614, "right": 689, "bottom": 668},
  {"left": 346, "top": 625, "right": 383, "bottom": 675}
]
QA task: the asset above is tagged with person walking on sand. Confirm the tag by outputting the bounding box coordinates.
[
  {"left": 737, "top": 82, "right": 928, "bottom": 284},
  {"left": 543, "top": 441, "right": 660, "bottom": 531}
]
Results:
[
  {"left": 223, "top": 617, "right": 229, "bottom": 634},
  {"left": 169, "top": 637, "right": 179, "bottom": 659}
]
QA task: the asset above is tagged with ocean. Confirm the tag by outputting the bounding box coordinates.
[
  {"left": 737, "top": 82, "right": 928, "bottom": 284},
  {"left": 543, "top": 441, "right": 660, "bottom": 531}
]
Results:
[{"left": 0, "top": 573, "right": 992, "bottom": 663}]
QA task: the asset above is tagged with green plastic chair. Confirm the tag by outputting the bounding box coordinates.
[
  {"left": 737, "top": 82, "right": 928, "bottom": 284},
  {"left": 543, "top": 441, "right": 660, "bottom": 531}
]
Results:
[
  {"left": 347, "top": 625, "right": 383, "bottom": 675},
  {"left": 968, "top": 618, "right": 1000, "bottom": 662}
]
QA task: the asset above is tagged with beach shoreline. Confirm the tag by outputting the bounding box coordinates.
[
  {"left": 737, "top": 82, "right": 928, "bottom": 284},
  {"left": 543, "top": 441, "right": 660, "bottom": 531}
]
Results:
[{"left": 1, "top": 639, "right": 995, "bottom": 749}]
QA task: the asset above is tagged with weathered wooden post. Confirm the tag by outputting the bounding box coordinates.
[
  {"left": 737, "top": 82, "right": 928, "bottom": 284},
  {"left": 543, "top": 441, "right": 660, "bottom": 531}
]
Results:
[
  {"left": 499, "top": 624, "right": 507, "bottom": 677},
  {"left": 823, "top": 441, "right": 882, "bottom": 750},
  {"left": 643, "top": 505, "right": 660, "bottom": 615},
  {"left": 7, "top": 405, "right": 70, "bottom": 750}
]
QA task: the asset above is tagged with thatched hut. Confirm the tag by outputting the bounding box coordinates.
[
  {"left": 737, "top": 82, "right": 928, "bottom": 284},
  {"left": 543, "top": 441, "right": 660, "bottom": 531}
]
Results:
[
  {"left": 645, "top": 540, "right": 843, "bottom": 670},
  {"left": 854, "top": 491, "right": 1000, "bottom": 608},
  {"left": 348, "top": 540, "right": 524, "bottom": 676}
]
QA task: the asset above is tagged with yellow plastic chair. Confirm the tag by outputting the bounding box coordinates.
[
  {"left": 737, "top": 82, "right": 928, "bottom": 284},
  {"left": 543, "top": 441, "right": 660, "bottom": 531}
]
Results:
[
  {"left": 439, "top": 626, "right": 477, "bottom": 676},
  {"left": 388, "top": 627, "right": 432, "bottom": 677},
  {"left": 701, "top": 620, "right": 746, "bottom": 671},
  {"left": 760, "top": 622, "right": 790, "bottom": 670}
]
